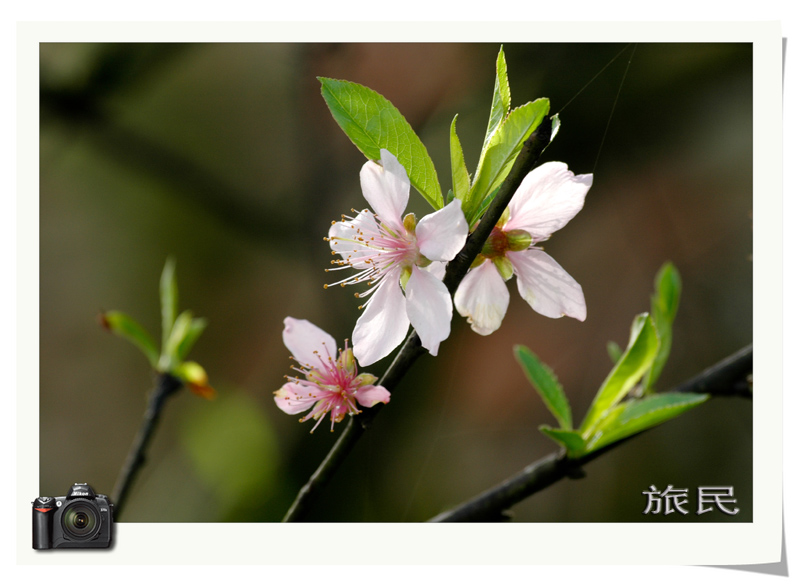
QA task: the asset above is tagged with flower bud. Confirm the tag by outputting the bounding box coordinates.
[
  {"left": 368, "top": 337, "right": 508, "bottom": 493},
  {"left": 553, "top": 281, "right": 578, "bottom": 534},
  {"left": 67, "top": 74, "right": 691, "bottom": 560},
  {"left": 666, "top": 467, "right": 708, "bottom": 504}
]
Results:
[
  {"left": 306, "top": 368, "right": 325, "bottom": 384},
  {"left": 338, "top": 348, "right": 356, "bottom": 376},
  {"left": 177, "top": 361, "right": 208, "bottom": 386},
  {"left": 176, "top": 361, "right": 216, "bottom": 399},
  {"left": 492, "top": 256, "right": 514, "bottom": 281},
  {"left": 400, "top": 265, "right": 413, "bottom": 289},
  {"left": 506, "top": 229, "right": 533, "bottom": 251},
  {"left": 354, "top": 372, "right": 378, "bottom": 387},
  {"left": 403, "top": 213, "right": 417, "bottom": 233}
]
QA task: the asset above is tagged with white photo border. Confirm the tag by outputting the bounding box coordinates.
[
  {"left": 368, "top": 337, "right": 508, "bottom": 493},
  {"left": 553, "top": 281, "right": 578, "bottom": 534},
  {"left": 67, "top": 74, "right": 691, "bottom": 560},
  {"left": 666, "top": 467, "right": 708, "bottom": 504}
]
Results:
[{"left": 17, "top": 21, "right": 781, "bottom": 566}]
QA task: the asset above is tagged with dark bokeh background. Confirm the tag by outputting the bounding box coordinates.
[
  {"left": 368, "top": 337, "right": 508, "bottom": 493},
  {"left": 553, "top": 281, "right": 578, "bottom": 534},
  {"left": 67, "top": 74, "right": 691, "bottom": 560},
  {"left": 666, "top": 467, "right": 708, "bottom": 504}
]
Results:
[{"left": 39, "top": 43, "right": 753, "bottom": 522}]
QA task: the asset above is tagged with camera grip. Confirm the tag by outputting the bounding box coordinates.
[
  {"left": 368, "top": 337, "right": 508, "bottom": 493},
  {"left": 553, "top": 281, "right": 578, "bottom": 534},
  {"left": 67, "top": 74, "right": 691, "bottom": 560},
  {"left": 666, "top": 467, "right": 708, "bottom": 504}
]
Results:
[{"left": 32, "top": 498, "right": 54, "bottom": 550}]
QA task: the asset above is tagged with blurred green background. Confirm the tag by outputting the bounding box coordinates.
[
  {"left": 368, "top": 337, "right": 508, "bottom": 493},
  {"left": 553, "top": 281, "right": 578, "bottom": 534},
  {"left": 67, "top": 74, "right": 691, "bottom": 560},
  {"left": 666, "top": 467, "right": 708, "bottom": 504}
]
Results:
[{"left": 39, "top": 43, "right": 753, "bottom": 522}]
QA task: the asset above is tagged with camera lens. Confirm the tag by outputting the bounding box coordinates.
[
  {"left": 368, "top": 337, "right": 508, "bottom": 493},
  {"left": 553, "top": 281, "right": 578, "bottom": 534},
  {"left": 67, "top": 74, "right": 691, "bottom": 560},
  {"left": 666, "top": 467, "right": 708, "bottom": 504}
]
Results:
[{"left": 61, "top": 501, "right": 100, "bottom": 540}]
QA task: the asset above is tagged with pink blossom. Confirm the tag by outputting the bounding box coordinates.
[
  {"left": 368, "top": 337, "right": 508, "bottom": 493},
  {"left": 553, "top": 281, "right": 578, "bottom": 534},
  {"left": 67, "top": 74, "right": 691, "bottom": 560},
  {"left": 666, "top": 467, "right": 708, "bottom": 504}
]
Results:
[
  {"left": 274, "top": 317, "right": 390, "bottom": 432},
  {"left": 327, "top": 149, "right": 468, "bottom": 365},
  {"left": 455, "top": 162, "right": 592, "bottom": 335}
]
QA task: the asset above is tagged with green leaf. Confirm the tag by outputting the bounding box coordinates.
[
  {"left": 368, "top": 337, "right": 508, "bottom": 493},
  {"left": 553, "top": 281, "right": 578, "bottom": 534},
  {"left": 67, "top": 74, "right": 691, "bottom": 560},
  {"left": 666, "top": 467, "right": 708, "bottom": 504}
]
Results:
[
  {"left": 318, "top": 77, "right": 443, "bottom": 209},
  {"left": 173, "top": 360, "right": 214, "bottom": 398},
  {"left": 161, "top": 310, "right": 208, "bottom": 369},
  {"left": 514, "top": 345, "right": 572, "bottom": 429},
  {"left": 160, "top": 257, "right": 178, "bottom": 351},
  {"left": 480, "top": 46, "right": 511, "bottom": 158},
  {"left": 653, "top": 262, "right": 681, "bottom": 323},
  {"left": 607, "top": 340, "right": 622, "bottom": 364},
  {"left": 176, "top": 317, "right": 208, "bottom": 362},
  {"left": 539, "top": 426, "right": 586, "bottom": 458},
  {"left": 579, "top": 313, "right": 660, "bottom": 435},
  {"left": 470, "top": 185, "right": 501, "bottom": 227},
  {"left": 102, "top": 311, "right": 159, "bottom": 369},
  {"left": 449, "top": 114, "right": 471, "bottom": 202},
  {"left": 466, "top": 98, "right": 550, "bottom": 223},
  {"left": 585, "top": 392, "right": 708, "bottom": 453},
  {"left": 643, "top": 263, "right": 682, "bottom": 390}
]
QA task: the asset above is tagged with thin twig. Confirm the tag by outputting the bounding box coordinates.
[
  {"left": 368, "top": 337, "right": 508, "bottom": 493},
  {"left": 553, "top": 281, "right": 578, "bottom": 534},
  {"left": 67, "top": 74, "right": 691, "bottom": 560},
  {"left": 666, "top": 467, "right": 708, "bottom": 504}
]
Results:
[
  {"left": 281, "top": 118, "right": 555, "bottom": 522},
  {"left": 428, "top": 344, "right": 753, "bottom": 522},
  {"left": 111, "top": 373, "right": 183, "bottom": 519}
]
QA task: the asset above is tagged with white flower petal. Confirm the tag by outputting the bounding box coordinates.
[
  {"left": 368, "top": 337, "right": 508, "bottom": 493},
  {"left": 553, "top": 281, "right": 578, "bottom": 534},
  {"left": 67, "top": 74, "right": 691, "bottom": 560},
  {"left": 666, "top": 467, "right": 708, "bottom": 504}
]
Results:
[
  {"left": 424, "top": 260, "right": 447, "bottom": 280},
  {"left": 504, "top": 162, "right": 592, "bottom": 240},
  {"left": 454, "top": 260, "right": 510, "bottom": 336},
  {"left": 405, "top": 265, "right": 453, "bottom": 356},
  {"left": 353, "top": 275, "right": 410, "bottom": 366},
  {"left": 507, "top": 249, "right": 586, "bottom": 321},
  {"left": 359, "top": 149, "right": 409, "bottom": 233},
  {"left": 416, "top": 199, "right": 469, "bottom": 262},
  {"left": 355, "top": 385, "right": 392, "bottom": 408},
  {"left": 274, "top": 382, "right": 321, "bottom": 415},
  {"left": 329, "top": 210, "right": 379, "bottom": 269},
  {"left": 282, "top": 317, "right": 338, "bottom": 369}
]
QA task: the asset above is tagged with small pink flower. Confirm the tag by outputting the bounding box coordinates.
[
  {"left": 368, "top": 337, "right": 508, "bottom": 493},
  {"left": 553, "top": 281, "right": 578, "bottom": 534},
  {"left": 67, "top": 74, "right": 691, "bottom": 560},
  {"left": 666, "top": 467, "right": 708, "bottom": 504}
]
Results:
[
  {"left": 455, "top": 162, "right": 592, "bottom": 335},
  {"left": 274, "top": 317, "right": 390, "bottom": 433},
  {"left": 327, "top": 149, "right": 468, "bottom": 365}
]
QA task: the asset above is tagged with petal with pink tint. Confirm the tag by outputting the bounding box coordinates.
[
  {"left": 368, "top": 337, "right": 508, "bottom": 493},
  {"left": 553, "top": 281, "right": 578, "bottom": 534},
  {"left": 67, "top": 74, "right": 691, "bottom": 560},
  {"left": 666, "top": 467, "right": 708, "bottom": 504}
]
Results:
[
  {"left": 504, "top": 162, "right": 592, "bottom": 240},
  {"left": 405, "top": 265, "right": 453, "bottom": 356},
  {"left": 359, "top": 150, "right": 409, "bottom": 233},
  {"left": 282, "top": 317, "right": 338, "bottom": 369},
  {"left": 507, "top": 249, "right": 586, "bottom": 321},
  {"left": 353, "top": 274, "right": 410, "bottom": 366},
  {"left": 355, "top": 385, "right": 392, "bottom": 408},
  {"left": 453, "top": 260, "right": 510, "bottom": 335},
  {"left": 274, "top": 382, "right": 322, "bottom": 415},
  {"left": 416, "top": 198, "right": 469, "bottom": 262}
]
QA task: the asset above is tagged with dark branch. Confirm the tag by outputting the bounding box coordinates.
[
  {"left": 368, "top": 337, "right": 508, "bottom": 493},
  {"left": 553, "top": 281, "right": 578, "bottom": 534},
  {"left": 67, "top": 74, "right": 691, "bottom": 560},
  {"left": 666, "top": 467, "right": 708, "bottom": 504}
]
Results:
[
  {"left": 674, "top": 343, "right": 752, "bottom": 399},
  {"left": 428, "top": 345, "right": 753, "bottom": 522},
  {"left": 443, "top": 117, "right": 553, "bottom": 294},
  {"left": 281, "top": 118, "right": 554, "bottom": 522},
  {"left": 111, "top": 373, "right": 183, "bottom": 519}
]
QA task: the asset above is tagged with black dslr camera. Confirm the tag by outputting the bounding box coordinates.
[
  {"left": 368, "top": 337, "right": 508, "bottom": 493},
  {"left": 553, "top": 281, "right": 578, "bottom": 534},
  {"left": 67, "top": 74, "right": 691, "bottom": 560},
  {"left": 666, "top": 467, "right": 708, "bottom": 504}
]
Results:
[{"left": 32, "top": 483, "right": 114, "bottom": 549}]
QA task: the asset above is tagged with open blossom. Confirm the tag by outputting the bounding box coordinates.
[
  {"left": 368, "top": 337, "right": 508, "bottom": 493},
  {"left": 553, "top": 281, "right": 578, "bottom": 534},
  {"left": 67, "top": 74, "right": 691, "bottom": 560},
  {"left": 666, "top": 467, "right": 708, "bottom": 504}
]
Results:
[
  {"left": 274, "top": 317, "right": 390, "bottom": 432},
  {"left": 454, "top": 162, "right": 592, "bottom": 335},
  {"left": 326, "top": 149, "right": 468, "bottom": 366}
]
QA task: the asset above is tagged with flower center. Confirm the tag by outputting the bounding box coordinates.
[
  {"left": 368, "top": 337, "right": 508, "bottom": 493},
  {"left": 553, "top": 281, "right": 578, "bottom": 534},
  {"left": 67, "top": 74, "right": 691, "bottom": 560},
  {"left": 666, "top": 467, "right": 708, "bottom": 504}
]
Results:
[
  {"left": 287, "top": 341, "right": 368, "bottom": 432},
  {"left": 325, "top": 210, "right": 420, "bottom": 305},
  {"left": 480, "top": 226, "right": 534, "bottom": 259},
  {"left": 481, "top": 227, "right": 509, "bottom": 259}
]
